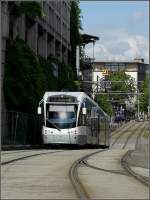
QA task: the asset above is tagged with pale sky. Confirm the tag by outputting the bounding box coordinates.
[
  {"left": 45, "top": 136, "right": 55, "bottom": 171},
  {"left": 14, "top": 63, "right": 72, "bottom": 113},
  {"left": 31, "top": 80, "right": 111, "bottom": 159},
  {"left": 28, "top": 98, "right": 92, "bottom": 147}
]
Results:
[{"left": 80, "top": 1, "right": 149, "bottom": 63}]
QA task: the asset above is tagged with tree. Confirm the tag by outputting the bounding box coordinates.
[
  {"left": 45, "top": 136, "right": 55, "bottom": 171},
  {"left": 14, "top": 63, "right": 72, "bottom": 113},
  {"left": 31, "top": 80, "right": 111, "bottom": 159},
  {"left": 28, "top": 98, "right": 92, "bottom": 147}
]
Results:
[
  {"left": 96, "top": 94, "right": 113, "bottom": 116},
  {"left": 108, "top": 70, "right": 136, "bottom": 105},
  {"left": 70, "top": 0, "right": 82, "bottom": 77},
  {"left": 139, "top": 76, "right": 149, "bottom": 112}
]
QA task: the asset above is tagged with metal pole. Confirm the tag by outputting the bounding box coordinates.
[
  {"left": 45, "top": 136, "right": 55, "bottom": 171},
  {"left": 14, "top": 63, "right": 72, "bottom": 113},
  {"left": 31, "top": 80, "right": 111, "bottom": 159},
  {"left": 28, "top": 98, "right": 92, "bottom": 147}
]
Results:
[
  {"left": 93, "top": 41, "right": 95, "bottom": 61},
  {"left": 137, "top": 88, "right": 140, "bottom": 119},
  {"left": 97, "top": 75, "right": 99, "bottom": 93}
]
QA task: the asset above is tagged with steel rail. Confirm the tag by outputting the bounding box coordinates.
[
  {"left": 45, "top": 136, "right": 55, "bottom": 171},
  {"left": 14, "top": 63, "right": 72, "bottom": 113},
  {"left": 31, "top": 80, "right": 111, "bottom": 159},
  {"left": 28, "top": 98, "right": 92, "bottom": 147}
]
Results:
[
  {"left": 83, "top": 161, "right": 129, "bottom": 176},
  {"left": 69, "top": 149, "right": 106, "bottom": 200},
  {"left": 110, "top": 122, "right": 135, "bottom": 147},
  {"left": 69, "top": 121, "right": 149, "bottom": 199},
  {"left": 135, "top": 123, "right": 149, "bottom": 149},
  {"left": 1, "top": 150, "right": 65, "bottom": 165},
  {"left": 121, "top": 151, "right": 149, "bottom": 186},
  {"left": 82, "top": 122, "right": 147, "bottom": 178},
  {"left": 69, "top": 157, "right": 90, "bottom": 200},
  {"left": 111, "top": 121, "right": 132, "bottom": 136},
  {"left": 69, "top": 122, "right": 137, "bottom": 199},
  {"left": 1, "top": 150, "right": 32, "bottom": 155},
  {"left": 122, "top": 122, "right": 147, "bottom": 149}
]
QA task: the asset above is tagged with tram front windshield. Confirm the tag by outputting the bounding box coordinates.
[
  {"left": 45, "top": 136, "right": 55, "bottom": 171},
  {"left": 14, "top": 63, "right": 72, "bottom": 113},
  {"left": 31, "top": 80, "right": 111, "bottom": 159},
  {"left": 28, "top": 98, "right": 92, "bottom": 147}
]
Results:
[{"left": 46, "top": 104, "right": 77, "bottom": 129}]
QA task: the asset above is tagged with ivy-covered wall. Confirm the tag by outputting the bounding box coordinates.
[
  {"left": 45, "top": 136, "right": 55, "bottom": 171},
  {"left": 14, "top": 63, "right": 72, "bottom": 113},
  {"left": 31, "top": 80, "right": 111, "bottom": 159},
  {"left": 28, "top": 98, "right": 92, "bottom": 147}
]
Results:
[
  {"left": 3, "top": 38, "right": 79, "bottom": 114},
  {"left": 9, "top": 1, "right": 42, "bottom": 19}
]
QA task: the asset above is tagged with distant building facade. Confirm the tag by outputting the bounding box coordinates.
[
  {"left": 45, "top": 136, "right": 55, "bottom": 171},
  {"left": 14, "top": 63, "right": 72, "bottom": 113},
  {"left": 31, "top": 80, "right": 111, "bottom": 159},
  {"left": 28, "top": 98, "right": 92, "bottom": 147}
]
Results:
[
  {"left": 93, "top": 58, "right": 148, "bottom": 87},
  {"left": 81, "top": 58, "right": 148, "bottom": 117},
  {"left": 82, "top": 58, "right": 149, "bottom": 96}
]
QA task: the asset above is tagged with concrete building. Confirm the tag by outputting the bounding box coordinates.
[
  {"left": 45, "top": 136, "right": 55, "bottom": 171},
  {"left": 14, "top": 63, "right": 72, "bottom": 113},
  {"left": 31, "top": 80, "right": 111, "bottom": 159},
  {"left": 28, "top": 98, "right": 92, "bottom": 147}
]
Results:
[
  {"left": 81, "top": 58, "right": 149, "bottom": 116},
  {"left": 1, "top": 1, "right": 71, "bottom": 136},
  {"left": 82, "top": 58, "right": 149, "bottom": 95},
  {"left": 92, "top": 58, "right": 148, "bottom": 87},
  {"left": 1, "top": 1, "right": 71, "bottom": 64}
]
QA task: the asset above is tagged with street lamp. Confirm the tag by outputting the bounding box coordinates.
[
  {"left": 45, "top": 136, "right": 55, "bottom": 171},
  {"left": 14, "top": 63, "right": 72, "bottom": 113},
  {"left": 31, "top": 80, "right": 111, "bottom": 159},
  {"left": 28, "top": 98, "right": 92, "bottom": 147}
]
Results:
[{"left": 92, "top": 40, "right": 95, "bottom": 61}]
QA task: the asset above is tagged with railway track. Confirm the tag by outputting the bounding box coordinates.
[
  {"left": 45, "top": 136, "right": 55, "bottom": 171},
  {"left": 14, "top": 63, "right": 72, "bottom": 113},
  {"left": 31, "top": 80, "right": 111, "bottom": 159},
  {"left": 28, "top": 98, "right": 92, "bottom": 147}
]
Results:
[
  {"left": 1, "top": 150, "right": 65, "bottom": 165},
  {"left": 111, "top": 121, "right": 132, "bottom": 136},
  {"left": 69, "top": 121, "right": 148, "bottom": 199},
  {"left": 122, "top": 122, "right": 148, "bottom": 149},
  {"left": 110, "top": 121, "right": 136, "bottom": 147},
  {"left": 1, "top": 149, "right": 40, "bottom": 155},
  {"left": 2, "top": 121, "right": 148, "bottom": 199},
  {"left": 69, "top": 149, "right": 105, "bottom": 199}
]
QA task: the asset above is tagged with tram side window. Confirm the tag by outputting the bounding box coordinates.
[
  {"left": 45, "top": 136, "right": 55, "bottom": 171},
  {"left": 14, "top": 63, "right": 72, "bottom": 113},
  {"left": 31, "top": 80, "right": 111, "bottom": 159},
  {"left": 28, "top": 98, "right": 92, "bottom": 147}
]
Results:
[
  {"left": 91, "top": 107, "right": 98, "bottom": 118},
  {"left": 78, "top": 99, "right": 94, "bottom": 126},
  {"left": 78, "top": 110, "right": 87, "bottom": 126}
]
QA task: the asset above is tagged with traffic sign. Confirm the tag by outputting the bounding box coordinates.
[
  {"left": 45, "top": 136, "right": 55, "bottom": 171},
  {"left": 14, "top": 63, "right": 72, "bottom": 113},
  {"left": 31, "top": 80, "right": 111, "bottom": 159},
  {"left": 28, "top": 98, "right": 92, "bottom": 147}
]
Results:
[{"left": 102, "top": 69, "right": 109, "bottom": 76}]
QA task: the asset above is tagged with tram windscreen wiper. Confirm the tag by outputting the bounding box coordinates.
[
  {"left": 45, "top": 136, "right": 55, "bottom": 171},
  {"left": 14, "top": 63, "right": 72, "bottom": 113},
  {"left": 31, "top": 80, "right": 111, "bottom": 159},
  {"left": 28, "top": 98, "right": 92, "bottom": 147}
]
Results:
[{"left": 47, "top": 119, "right": 61, "bottom": 132}]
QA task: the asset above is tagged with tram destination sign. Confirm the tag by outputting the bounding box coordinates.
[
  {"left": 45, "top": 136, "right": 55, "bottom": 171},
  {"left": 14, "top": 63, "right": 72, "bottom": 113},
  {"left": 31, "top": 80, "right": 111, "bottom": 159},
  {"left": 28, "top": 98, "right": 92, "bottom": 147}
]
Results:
[{"left": 47, "top": 96, "right": 77, "bottom": 103}]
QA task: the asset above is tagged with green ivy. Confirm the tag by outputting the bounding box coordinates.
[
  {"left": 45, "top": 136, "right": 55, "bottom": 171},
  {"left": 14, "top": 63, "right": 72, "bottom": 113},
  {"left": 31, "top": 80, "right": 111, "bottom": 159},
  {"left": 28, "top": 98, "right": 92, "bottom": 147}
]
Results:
[
  {"left": 39, "top": 56, "right": 58, "bottom": 91},
  {"left": 4, "top": 37, "right": 43, "bottom": 113},
  {"left": 20, "top": 2, "right": 42, "bottom": 19},
  {"left": 4, "top": 38, "right": 79, "bottom": 114},
  {"left": 8, "top": 2, "right": 42, "bottom": 19}
]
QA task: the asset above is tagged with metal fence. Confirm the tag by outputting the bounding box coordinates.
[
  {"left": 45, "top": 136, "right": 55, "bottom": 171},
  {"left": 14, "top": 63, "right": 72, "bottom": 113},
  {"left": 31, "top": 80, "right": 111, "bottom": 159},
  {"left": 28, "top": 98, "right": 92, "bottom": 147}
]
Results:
[{"left": 2, "top": 111, "right": 42, "bottom": 145}]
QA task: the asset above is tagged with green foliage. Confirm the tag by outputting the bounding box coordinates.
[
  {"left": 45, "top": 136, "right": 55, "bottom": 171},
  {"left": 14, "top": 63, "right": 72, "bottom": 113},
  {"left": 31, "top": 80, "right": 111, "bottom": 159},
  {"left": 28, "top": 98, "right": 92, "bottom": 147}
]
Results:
[
  {"left": 39, "top": 56, "right": 58, "bottom": 91},
  {"left": 4, "top": 37, "right": 43, "bottom": 113},
  {"left": 8, "top": 2, "right": 42, "bottom": 19},
  {"left": 70, "top": 1, "right": 82, "bottom": 45},
  {"left": 96, "top": 94, "right": 113, "bottom": 116},
  {"left": 20, "top": 2, "right": 42, "bottom": 19},
  {"left": 4, "top": 38, "right": 79, "bottom": 114},
  {"left": 74, "top": 80, "right": 81, "bottom": 91},
  {"left": 108, "top": 70, "right": 136, "bottom": 103},
  {"left": 139, "top": 76, "right": 149, "bottom": 112},
  {"left": 58, "top": 61, "right": 79, "bottom": 91},
  {"left": 70, "top": 0, "right": 83, "bottom": 74}
]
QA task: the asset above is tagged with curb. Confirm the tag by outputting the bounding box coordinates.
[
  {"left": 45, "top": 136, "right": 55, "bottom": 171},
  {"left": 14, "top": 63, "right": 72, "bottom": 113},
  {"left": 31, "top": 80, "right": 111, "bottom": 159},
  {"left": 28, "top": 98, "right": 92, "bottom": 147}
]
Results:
[{"left": 121, "top": 150, "right": 149, "bottom": 186}]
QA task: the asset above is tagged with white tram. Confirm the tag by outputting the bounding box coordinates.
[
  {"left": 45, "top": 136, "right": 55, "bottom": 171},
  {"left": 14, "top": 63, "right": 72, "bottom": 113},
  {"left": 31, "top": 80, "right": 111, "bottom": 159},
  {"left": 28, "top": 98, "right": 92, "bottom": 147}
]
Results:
[{"left": 37, "top": 92, "right": 110, "bottom": 147}]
